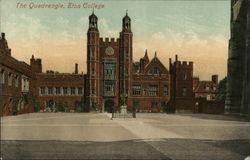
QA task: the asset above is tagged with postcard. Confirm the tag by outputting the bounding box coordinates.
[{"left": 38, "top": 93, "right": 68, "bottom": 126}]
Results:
[{"left": 0, "top": 0, "right": 249, "bottom": 159}]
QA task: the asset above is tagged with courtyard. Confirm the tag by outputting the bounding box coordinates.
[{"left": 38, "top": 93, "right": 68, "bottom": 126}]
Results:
[{"left": 1, "top": 113, "right": 250, "bottom": 160}]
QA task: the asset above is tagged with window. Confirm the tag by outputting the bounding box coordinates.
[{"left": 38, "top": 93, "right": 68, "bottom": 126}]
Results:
[
  {"left": 104, "top": 63, "right": 116, "bottom": 79},
  {"left": 63, "top": 87, "right": 68, "bottom": 95},
  {"left": 207, "top": 94, "right": 211, "bottom": 100},
  {"left": 205, "top": 86, "right": 210, "bottom": 91},
  {"left": 21, "top": 76, "right": 29, "bottom": 92},
  {"left": 15, "top": 75, "right": 19, "bottom": 87},
  {"left": 124, "top": 51, "right": 128, "bottom": 59},
  {"left": 91, "top": 89, "right": 95, "bottom": 94},
  {"left": 164, "top": 85, "right": 168, "bottom": 96},
  {"left": 0, "top": 69, "right": 5, "bottom": 84},
  {"left": 91, "top": 68, "right": 95, "bottom": 75},
  {"left": 71, "top": 87, "right": 75, "bottom": 95},
  {"left": 151, "top": 102, "right": 158, "bottom": 108},
  {"left": 182, "top": 87, "right": 187, "bottom": 96},
  {"left": 143, "top": 89, "right": 147, "bottom": 96},
  {"left": 56, "top": 87, "right": 61, "bottom": 95},
  {"left": 8, "top": 72, "right": 12, "bottom": 86},
  {"left": 104, "top": 81, "right": 114, "bottom": 92},
  {"left": 104, "top": 80, "right": 115, "bottom": 96},
  {"left": 90, "top": 49, "right": 94, "bottom": 57},
  {"left": 183, "top": 73, "right": 187, "bottom": 80},
  {"left": 132, "top": 85, "right": 141, "bottom": 95},
  {"left": 124, "top": 68, "right": 128, "bottom": 75},
  {"left": 48, "top": 87, "right": 53, "bottom": 95},
  {"left": 40, "top": 87, "right": 46, "bottom": 95},
  {"left": 78, "top": 87, "right": 83, "bottom": 95},
  {"left": 148, "top": 85, "right": 158, "bottom": 96},
  {"left": 148, "top": 67, "right": 161, "bottom": 75}
]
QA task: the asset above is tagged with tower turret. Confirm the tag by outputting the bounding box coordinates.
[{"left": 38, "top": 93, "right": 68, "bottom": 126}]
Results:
[
  {"left": 86, "top": 11, "right": 100, "bottom": 111},
  {"left": 88, "top": 11, "right": 98, "bottom": 32},
  {"left": 30, "top": 55, "right": 42, "bottom": 73},
  {"left": 119, "top": 11, "right": 133, "bottom": 105},
  {"left": 122, "top": 11, "right": 131, "bottom": 32}
]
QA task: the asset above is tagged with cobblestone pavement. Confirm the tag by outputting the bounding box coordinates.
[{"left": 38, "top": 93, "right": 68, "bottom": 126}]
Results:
[{"left": 1, "top": 113, "right": 250, "bottom": 160}]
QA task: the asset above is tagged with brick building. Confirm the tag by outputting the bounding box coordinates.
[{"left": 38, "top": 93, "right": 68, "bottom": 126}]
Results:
[
  {"left": 0, "top": 33, "right": 35, "bottom": 116},
  {"left": 34, "top": 69, "right": 85, "bottom": 112},
  {"left": 85, "top": 12, "right": 180, "bottom": 113},
  {"left": 0, "top": 33, "right": 85, "bottom": 116},
  {"left": 193, "top": 75, "right": 218, "bottom": 101},
  {"left": 0, "top": 12, "right": 221, "bottom": 116},
  {"left": 168, "top": 55, "right": 195, "bottom": 113}
]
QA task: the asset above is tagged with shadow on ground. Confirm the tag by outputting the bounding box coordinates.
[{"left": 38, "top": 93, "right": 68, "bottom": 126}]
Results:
[
  {"left": 177, "top": 113, "right": 250, "bottom": 122},
  {"left": 1, "top": 139, "right": 250, "bottom": 160}
]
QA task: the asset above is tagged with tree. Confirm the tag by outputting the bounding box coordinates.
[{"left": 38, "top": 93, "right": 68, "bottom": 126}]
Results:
[
  {"left": 75, "top": 98, "right": 89, "bottom": 112},
  {"left": 216, "top": 77, "right": 227, "bottom": 101},
  {"left": 55, "top": 101, "right": 65, "bottom": 112}
]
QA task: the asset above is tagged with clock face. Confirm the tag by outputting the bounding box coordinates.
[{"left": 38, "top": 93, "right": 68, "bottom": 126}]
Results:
[{"left": 105, "top": 46, "right": 114, "bottom": 56}]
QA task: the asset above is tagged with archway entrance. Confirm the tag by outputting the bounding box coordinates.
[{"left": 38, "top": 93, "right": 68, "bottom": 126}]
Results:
[{"left": 104, "top": 100, "right": 114, "bottom": 113}]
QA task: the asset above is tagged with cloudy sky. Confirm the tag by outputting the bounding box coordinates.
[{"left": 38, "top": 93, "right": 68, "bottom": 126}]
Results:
[{"left": 0, "top": 0, "right": 230, "bottom": 80}]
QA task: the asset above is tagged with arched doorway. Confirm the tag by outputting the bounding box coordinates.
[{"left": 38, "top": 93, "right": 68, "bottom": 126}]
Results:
[{"left": 104, "top": 100, "right": 114, "bottom": 113}]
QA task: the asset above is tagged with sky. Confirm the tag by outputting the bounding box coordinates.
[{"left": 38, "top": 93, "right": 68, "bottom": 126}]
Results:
[{"left": 0, "top": 0, "right": 230, "bottom": 81}]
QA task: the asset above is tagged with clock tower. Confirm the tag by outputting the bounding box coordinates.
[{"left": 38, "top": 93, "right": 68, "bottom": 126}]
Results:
[
  {"left": 119, "top": 11, "right": 133, "bottom": 107},
  {"left": 86, "top": 11, "right": 100, "bottom": 111}
]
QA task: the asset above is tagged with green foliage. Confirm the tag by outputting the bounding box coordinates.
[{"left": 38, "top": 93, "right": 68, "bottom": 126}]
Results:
[
  {"left": 47, "top": 100, "right": 54, "bottom": 109},
  {"left": 216, "top": 77, "right": 227, "bottom": 101},
  {"left": 12, "top": 97, "right": 19, "bottom": 114},
  {"left": 75, "top": 98, "right": 89, "bottom": 112},
  {"left": 55, "top": 101, "right": 66, "bottom": 112}
]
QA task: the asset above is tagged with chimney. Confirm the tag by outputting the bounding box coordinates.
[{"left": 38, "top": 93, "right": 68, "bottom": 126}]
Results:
[
  {"left": 75, "top": 63, "right": 78, "bottom": 74},
  {"left": 169, "top": 58, "right": 172, "bottom": 71},
  {"left": 1, "top": 33, "right": 5, "bottom": 39},
  {"left": 212, "top": 75, "right": 218, "bottom": 84},
  {"left": 175, "top": 55, "right": 178, "bottom": 62}
]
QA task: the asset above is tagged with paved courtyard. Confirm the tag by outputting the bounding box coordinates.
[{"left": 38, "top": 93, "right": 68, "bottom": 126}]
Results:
[{"left": 1, "top": 112, "right": 250, "bottom": 160}]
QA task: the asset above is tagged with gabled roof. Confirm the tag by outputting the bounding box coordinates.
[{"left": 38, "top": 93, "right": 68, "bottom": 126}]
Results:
[
  {"left": 144, "top": 52, "right": 168, "bottom": 74},
  {"left": 194, "top": 81, "right": 217, "bottom": 93}
]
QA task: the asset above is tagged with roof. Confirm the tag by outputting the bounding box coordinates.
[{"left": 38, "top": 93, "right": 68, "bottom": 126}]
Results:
[
  {"left": 194, "top": 81, "right": 217, "bottom": 93},
  {"left": 144, "top": 53, "right": 169, "bottom": 74}
]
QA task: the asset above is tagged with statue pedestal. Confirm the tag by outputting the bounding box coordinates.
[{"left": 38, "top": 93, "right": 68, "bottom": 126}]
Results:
[{"left": 120, "top": 105, "right": 127, "bottom": 116}]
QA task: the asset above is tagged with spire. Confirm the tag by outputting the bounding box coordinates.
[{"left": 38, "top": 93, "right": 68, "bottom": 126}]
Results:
[
  {"left": 155, "top": 51, "right": 157, "bottom": 57},
  {"left": 143, "top": 49, "right": 149, "bottom": 64},
  {"left": 126, "top": 9, "right": 128, "bottom": 16},
  {"left": 144, "top": 49, "right": 148, "bottom": 57}
]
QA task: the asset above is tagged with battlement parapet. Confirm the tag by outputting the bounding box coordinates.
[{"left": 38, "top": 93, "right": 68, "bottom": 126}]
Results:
[
  {"left": 175, "top": 61, "right": 193, "bottom": 68},
  {"left": 99, "top": 37, "right": 119, "bottom": 45}
]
